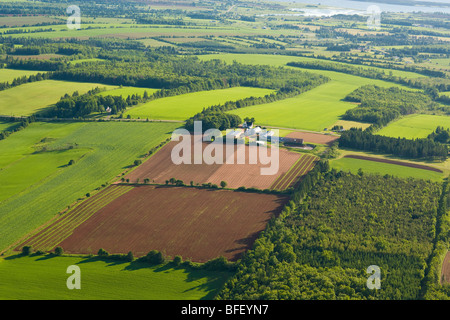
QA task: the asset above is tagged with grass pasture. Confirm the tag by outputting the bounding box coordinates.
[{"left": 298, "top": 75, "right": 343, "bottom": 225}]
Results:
[
  {"left": 0, "top": 121, "right": 180, "bottom": 253},
  {"left": 376, "top": 114, "right": 450, "bottom": 139},
  {"left": 0, "top": 80, "right": 118, "bottom": 116},
  {"left": 0, "top": 120, "right": 20, "bottom": 132},
  {"left": 331, "top": 156, "right": 444, "bottom": 182},
  {"left": 227, "top": 81, "right": 361, "bottom": 131},
  {"left": 0, "top": 255, "right": 230, "bottom": 300},
  {"left": 0, "top": 68, "right": 44, "bottom": 83},
  {"left": 97, "top": 86, "right": 159, "bottom": 99},
  {"left": 123, "top": 87, "right": 275, "bottom": 120},
  {"left": 199, "top": 54, "right": 421, "bottom": 131}
]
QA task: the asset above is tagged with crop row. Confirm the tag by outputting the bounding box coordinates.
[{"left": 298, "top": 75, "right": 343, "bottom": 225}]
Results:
[
  {"left": 270, "top": 154, "right": 317, "bottom": 191},
  {"left": 17, "top": 185, "right": 134, "bottom": 251}
]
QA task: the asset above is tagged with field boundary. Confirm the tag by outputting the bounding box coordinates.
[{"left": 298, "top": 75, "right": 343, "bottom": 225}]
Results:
[{"left": 344, "top": 155, "right": 443, "bottom": 173}]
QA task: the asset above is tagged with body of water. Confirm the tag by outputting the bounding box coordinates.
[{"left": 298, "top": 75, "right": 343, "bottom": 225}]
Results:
[{"left": 275, "top": 0, "right": 450, "bottom": 14}]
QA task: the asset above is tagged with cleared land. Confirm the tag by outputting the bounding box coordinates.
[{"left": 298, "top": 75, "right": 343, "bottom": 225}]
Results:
[
  {"left": 330, "top": 156, "right": 444, "bottom": 182},
  {"left": 19, "top": 185, "right": 289, "bottom": 262},
  {"left": 344, "top": 155, "right": 443, "bottom": 173},
  {"left": 0, "top": 68, "right": 44, "bottom": 83},
  {"left": 376, "top": 114, "right": 450, "bottom": 139},
  {"left": 60, "top": 186, "right": 287, "bottom": 262},
  {"left": 329, "top": 120, "right": 372, "bottom": 130},
  {"left": 96, "top": 86, "right": 159, "bottom": 98},
  {"left": 0, "top": 255, "right": 230, "bottom": 300},
  {"left": 0, "top": 80, "right": 117, "bottom": 116},
  {"left": 123, "top": 135, "right": 309, "bottom": 190},
  {"left": 16, "top": 185, "right": 134, "bottom": 252},
  {"left": 122, "top": 87, "right": 275, "bottom": 120},
  {"left": 0, "top": 121, "right": 180, "bottom": 252},
  {"left": 284, "top": 131, "right": 339, "bottom": 146},
  {"left": 198, "top": 53, "right": 422, "bottom": 131},
  {"left": 270, "top": 154, "right": 318, "bottom": 190}
]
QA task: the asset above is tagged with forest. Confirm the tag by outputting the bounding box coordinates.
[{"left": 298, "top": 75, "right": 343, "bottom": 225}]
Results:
[
  {"left": 342, "top": 85, "right": 437, "bottom": 127},
  {"left": 218, "top": 170, "right": 444, "bottom": 300}
]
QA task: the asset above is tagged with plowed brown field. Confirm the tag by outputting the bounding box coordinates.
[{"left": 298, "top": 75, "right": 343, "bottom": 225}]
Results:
[
  {"left": 124, "top": 136, "right": 302, "bottom": 190},
  {"left": 56, "top": 185, "right": 289, "bottom": 262},
  {"left": 285, "top": 131, "right": 339, "bottom": 145}
]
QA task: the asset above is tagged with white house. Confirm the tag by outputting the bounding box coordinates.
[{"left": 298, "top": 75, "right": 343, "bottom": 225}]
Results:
[{"left": 245, "top": 126, "right": 262, "bottom": 137}]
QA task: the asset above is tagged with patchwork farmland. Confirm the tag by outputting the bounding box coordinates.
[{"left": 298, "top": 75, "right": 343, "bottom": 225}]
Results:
[
  {"left": 123, "top": 136, "right": 318, "bottom": 191},
  {"left": 17, "top": 185, "right": 289, "bottom": 263},
  {"left": 3, "top": 0, "right": 450, "bottom": 302}
]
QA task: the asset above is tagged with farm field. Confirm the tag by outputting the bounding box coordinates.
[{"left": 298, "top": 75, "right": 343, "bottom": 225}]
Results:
[
  {"left": 198, "top": 53, "right": 427, "bottom": 79},
  {"left": 376, "top": 114, "right": 450, "bottom": 139},
  {"left": 329, "top": 120, "right": 372, "bottom": 130},
  {"left": 0, "top": 121, "right": 180, "bottom": 253},
  {"left": 123, "top": 136, "right": 314, "bottom": 190},
  {"left": 211, "top": 55, "right": 421, "bottom": 131},
  {"left": 227, "top": 81, "right": 359, "bottom": 131},
  {"left": 270, "top": 154, "right": 318, "bottom": 191},
  {"left": 122, "top": 87, "right": 275, "bottom": 120},
  {"left": 284, "top": 131, "right": 339, "bottom": 146},
  {"left": 0, "top": 255, "right": 230, "bottom": 300},
  {"left": 2, "top": 0, "right": 450, "bottom": 303},
  {"left": 23, "top": 185, "right": 289, "bottom": 262},
  {"left": 330, "top": 155, "right": 444, "bottom": 182},
  {"left": 2, "top": 24, "right": 303, "bottom": 40},
  {"left": 0, "top": 68, "right": 44, "bottom": 83},
  {"left": 0, "top": 80, "right": 118, "bottom": 116},
  {"left": 0, "top": 15, "right": 63, "bottom": 27},
  {"left": 16, "top": 185, "right": 135, "bottom": 252},
  {"left": 0, "top": 120, "right": 20, "bottom": 132},
  {"left": 96, "top": 86, "right": 159, "bottom": 98}
]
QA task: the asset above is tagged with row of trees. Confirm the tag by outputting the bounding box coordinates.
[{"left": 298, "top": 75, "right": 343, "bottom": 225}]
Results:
[
  {"left": 0, "top": 71, "right": 51, "bottom": 92},
  {"left": 339, "top": 128, "right": 448, "bottom": 160},
  {"left": 44, "top": 88, "right": 130, "bottom": 118},
  {"left": 0, "top": 116, "right": 35, "bottom": 141}
]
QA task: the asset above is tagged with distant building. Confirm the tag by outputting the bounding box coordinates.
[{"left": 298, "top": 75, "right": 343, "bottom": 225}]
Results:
[
  {"left": 244, "top": 126, "right": 262, "bottom": 137},
  {"left": 226, "top": 129, "right": 243, "bottom": 139}
]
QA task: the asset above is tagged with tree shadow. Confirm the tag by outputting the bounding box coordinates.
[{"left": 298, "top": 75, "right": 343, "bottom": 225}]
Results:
[{"left": 3, "top": 253, "right": 24, "bottom": 260}]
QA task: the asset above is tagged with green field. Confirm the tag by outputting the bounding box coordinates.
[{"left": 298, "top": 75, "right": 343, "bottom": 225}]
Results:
[
  {"left": 0, "top": 68, "right": 44, "bottom": 83},
  {"left": 198, "top": 54, "right": 421, "bottom": 131},
  {"left": 330, "top": 156, "right": 443, "bottom": 182},
  {"left": 376, "top": 114, "right": 450, "bottom": 139},
  {"left": 0, "top": 121, "right": 180, "bottom": 252},
  {"left": 0, "top": 80, "right": 118, "bottom": 116},
  {"left": 0, "top": 255, "right": 230, "bottom": 300},
  {"left": 123, "top": 87, "right": 275, "bottom": 120},
  {"left": 0, "top": 120, "right": 20, "bottom": 132},
  {"left": 97, "top": 86, "right": 159, "bottom": 99},
  {"left": 199, "top": 53, "right": 426, "bottom": 79}
]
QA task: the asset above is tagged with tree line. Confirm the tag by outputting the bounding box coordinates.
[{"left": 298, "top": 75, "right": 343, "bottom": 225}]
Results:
[{"left": 339, "top": 128, "right": 448, "bottom": 160}]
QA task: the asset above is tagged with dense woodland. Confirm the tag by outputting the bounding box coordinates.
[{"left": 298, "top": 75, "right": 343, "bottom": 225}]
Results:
[
  {"left": 218, "top": 170, "right": 445, "bottom": 300},
  {"left": 342, "top": 85, "right": 438, "bottom": 126}
]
